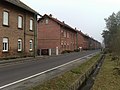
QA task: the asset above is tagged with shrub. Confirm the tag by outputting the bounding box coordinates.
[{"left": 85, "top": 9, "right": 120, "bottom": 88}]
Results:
[{"left": 61, "top": 50, "right": 73, "bottom": 54}]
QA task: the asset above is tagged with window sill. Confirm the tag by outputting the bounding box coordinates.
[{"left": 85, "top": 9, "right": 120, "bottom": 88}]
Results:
[
  {"left": 18, "top": 27, "right": 23, "bottom": 30},
  {"left": 29, "top": 30, "right": 34, "bottom": 32},
  {"left": 2, "top": 51, "right": 9, "bottom": 53},
  {"left": 29, "top": 50, "right": 33, "bottom": 52},
  {"left": 2, "top": 24, "right": 9, "bottom": 27},
  {"left": 18, "top": 51, "right": 23, "bottom": 53}
]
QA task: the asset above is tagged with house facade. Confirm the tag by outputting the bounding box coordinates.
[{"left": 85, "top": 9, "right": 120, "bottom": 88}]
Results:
[
  {"left": 38, "top": 14, "right": 77, "bottom": 55},
  {"left": 0, "top": 0, "right": 38, "bottom": 59},
  {"left": 83, "top": 35, "right": 101, "bottom": 50},
  {"left": 77, "top": 31, "right": 87, "bottom": 50}
]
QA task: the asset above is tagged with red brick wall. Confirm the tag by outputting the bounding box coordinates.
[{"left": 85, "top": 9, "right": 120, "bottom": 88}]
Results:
[
  {"left": 38, "top": 17, "right": 61, "bottom": 50},
  {"left": 60, "top": 28, "right": 77, "bottom": 52},
  {"left": 0, "top": 1, "right": 35, "bottom": 58},
  {"left": 83, "top": 38, "right": 89, "bottom": 50},
  {"left": 77, "top": 32, "right": 85, "bottom": 49},
  {"left": 38, "top": 16, "right": 77, "bottom": 53}
]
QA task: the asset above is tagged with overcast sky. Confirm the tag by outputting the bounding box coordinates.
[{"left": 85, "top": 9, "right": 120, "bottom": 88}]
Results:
[{"left": 21, "top": 0, "right": 120, "bottom": 42}]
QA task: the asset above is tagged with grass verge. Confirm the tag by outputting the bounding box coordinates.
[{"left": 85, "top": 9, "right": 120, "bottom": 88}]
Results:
[
  {"left": 29, "top": 54, "right": 100, "bottom": 90},
  {"left": 92, "top": 54, "right": 120, "bottom": 90}
]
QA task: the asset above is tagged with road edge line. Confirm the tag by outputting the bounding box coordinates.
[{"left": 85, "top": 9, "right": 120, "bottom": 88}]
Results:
[{"left": 0, "top": 52, "right": 98, "bottom": 89}]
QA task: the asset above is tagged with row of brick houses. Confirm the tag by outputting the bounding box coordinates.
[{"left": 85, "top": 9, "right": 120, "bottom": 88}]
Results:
[
  {"left": 0, "top": 0, "right": 101, "bottom": 59},
  {"left": 37, "top": 14, "right": 78, "bottom": 55},
  {"left": 37, "top": 14, "right": 101, "bottom": 55}
]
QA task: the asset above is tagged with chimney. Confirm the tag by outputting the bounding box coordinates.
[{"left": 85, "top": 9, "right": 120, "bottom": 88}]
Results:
[
  {"left": 49, "top": 14, "right": 52, "bottom": 17},
  {"left": 63, "top": 21, "right": 65, "bottom": 24}
]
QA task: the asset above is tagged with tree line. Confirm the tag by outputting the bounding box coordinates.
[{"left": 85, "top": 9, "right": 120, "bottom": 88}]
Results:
[{"left": 102, "top": 11, "right": 120, "bottom": 55}]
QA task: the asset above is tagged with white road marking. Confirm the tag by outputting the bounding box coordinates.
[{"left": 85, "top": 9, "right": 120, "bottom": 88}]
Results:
[{"left": 0, "top": 52, "right": 98, "bottom": 89}]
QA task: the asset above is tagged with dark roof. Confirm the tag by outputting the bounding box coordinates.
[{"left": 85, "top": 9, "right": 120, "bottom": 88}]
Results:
[
  {"left": 77, "top": 30, "right": 85, "bottom": 36},
  {"left": 39, "top": 14, "right": 77, "bottom": 32},
  {"left": 4, "top": 0, "right": 39, "bottom": 14},
  {"left": 38, "top": 14, "right": 100, "bottom": 43}
]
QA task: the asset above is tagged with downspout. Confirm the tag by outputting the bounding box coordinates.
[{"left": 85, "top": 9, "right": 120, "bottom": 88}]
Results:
[
  {"left": 24, "top": 13, "right": 26, "bottom": 57},
  {"left": 34, "top": 14, "right": 37, "bottom": 58},
  {"left": 34, "top": 14, "right": 42, "bottom": 57},
  {"left": 76, "top": 32, "right": 78, "bottom": 49},
  {"left": 60, "top": 25, "right": 62, "bottom": 53}
]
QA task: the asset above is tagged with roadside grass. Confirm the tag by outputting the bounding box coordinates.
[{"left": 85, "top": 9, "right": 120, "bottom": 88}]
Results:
[
  {"left": 92, "top": 54, "right": 120, "bottom": 90},
  {"left": 29, "top": 54, "right": 100, "bottom": 90}
]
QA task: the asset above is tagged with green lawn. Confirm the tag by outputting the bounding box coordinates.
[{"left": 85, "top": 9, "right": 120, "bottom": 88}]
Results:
[
  {"left": 29, "top": 54, "right": 100, "bottom": 90},
  {"left": 92, "top": 54, "right": 120, "bottom": 90}
]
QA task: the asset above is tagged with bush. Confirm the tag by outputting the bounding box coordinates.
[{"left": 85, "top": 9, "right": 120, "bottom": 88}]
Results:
[
  {"left": 61, "top": 50, "right": 73, "bottom": 54},
  {"left": 74, "top": 49, "right": 80, "bottom": 52}
]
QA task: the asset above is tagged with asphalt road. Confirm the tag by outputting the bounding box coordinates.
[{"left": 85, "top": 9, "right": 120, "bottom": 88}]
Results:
[{"left": 0, "top": 50, "right": 99, "bottom": 88}]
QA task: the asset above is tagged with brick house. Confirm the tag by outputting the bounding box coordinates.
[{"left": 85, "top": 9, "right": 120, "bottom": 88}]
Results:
[
  {"left": 37, "top": 14, "right": 77, "bottom": 55},
  {"left": 83, "top": 35, "right": 101, "bottom": 50},
  {"left": 0, "top": 0, "right": 39, "bottom": 59},
  {"left": 77, "top": 30, "right": 87, "bottom": 50},
  {"left": 82, "top": 34, "right": 90, "bottom": 50}
]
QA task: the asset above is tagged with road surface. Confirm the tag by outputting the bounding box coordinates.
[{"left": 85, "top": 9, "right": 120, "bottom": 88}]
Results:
[{"left": 0, "top": 50, "right": 99, "bottom": 89}]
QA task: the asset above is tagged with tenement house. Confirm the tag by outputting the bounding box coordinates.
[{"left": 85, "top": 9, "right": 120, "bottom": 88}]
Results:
[
  {"left": 0, "top": 0, "right": 39, "bottom": 59},
  {"left": 37, "top": 14, "right": 77, "bottom": 55}
]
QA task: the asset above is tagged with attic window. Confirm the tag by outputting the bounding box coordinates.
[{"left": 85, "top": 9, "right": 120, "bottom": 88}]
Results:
[
  {"left": 45, "top": 19, "right": 48, "bottom": 24},
  {"left": 41, "top": 20, "right": 43, "bottom": 23}
]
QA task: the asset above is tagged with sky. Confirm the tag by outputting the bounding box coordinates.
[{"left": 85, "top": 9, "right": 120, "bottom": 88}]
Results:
[{"left": 21, "top": 0, "right": 120, "bottom": 42}]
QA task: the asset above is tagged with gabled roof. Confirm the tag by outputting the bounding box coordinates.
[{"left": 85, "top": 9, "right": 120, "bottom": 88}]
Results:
[
  {"left": 4, "top": 0, "right": 39, "bottom": 14},
  {"left": 39, "top": 14, "right": 77, "bottom": 32},
  {"left": 77, "top": 30, "right": 85, "bottom": 36}
]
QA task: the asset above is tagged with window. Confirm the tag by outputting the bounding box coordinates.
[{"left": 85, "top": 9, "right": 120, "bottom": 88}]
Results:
[
  {"left": 64, "top": 41, "right": 66, "bottom": 45},
  {"left": 67, "top": 32, "right": 69, "bottom": 38},
  {"left": 18, "top": 39, "right": 22, "bottom": 51},
  {"left": 3, "top": 38, "right": 8, "bottom": 52},
  {"left": 64, "top": 31, "right": 66, "bottom": 37},
  {"left": 18, "top": 16, "right": 23, "bottom": 29},
  {"left": 45, "top": 19, "right": 48, "bottom": 24},
  {"left": 30, "top": 19, "right": 33, "bottom": 30},
  {"left": 3, "top": 11, "right": 9, "bottom": 26},
  {"left": 67, "top": 43, "right": 69, "bottom": 49},
  {"left": 61, "top": 41, "right": 63, "bottom": 45},
  {"left": 61, "top": 30, "right": 64, "bottom": 37},
  {"left": 29, "top": 40, "right": 33, "bottom": 51}
]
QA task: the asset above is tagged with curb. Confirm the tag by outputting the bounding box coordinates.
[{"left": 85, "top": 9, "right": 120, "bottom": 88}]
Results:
[{"left": 0, "top": 56, "right": 48, "bottom": 65}]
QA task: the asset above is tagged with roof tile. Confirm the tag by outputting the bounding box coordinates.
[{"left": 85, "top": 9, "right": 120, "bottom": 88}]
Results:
[{"left": 4, "top": 0, "right": 38, "bottom": 14}]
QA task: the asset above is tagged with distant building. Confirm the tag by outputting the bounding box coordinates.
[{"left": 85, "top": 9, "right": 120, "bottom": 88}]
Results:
[
  {"left": 37, "top": 14, "right": 77, "bottom": 55},
  {"left": 83, "top": 35, "right": 101, "bottom": 50},
  {"left": 0, "top": 0, "right": 39, "bottom": 59},
  {"left": 77, "top": 31, "right": 87, "bottom": 50}
]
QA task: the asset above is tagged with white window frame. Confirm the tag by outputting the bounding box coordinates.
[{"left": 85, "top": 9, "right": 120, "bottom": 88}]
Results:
[
  {"left": 18, "top": 16, "right": 23, "bottom": 29},
  {"left": 3, "top": 11, "right": 9, "bottom": 26},
  {"left": 67, "top": 32, "right": 69, "bottom": 38},
  {"left": 64, "top": 31, "right": 66, "bottom": 37},
  {"left": 61, "top": 41, "right": 63, "bottom": 45},
  {"left": 18, "top": 39, "right": 22, "bottom": 51},
  {"left": 30, "top": 19, "right": 33, "bottom": 31},
  {"left": 45, "top": 19, "right": 48, "bottom": 24},
  {"left": 29, "top": 40, "right": 33, "bottom": 51},
  {"left": 3, "top": 38, "right": 8, "bottom": 52}
]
